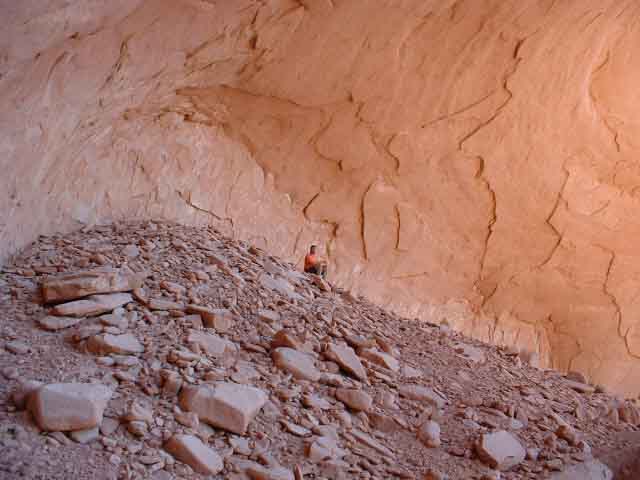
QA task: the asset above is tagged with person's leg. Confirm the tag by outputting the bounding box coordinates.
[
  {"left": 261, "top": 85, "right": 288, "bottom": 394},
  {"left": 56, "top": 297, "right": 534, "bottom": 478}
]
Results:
[
  {"left": 306, "top": 265, "right": 319, "bottom": 275},
  {"left": 320, "top": 264, "right": 327, "bottom": 278}
]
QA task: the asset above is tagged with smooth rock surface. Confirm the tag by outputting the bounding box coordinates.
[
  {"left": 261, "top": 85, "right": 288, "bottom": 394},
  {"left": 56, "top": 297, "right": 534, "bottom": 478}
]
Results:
[
  {"left": 179, "top": 382, "right": 267, "bottom": 435},
  {"left": 28, "top": 383, "right": 112, "bottom": 432}
]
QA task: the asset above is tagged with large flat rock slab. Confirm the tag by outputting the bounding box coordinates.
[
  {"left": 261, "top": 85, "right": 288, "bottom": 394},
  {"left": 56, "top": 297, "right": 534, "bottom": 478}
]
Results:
[
  {"left": 51, "top": 293, "right": 133, "bottom": 317},
  {"left": 28, "top": 383, "right": 112, "bottom": 431},
  {"left": 41, "top": 269, "right": 141, "bottom": 303}
]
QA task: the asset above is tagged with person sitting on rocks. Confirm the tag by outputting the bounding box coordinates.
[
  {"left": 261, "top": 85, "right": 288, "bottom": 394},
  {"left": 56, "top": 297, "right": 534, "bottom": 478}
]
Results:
[{"left": 304, "top": 245, "right": 327, "bottom": 278}]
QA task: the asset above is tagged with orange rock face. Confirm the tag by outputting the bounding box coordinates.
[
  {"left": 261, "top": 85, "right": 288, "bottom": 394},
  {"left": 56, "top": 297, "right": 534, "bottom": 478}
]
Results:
[{"left": 2, "top": 1, "right": 640, "bottom": 395}]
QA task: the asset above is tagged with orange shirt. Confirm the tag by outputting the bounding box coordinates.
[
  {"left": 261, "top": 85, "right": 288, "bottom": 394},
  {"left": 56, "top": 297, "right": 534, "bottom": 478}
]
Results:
[{"left": 304, "top": 253, "right": 318, "bottom": 271}]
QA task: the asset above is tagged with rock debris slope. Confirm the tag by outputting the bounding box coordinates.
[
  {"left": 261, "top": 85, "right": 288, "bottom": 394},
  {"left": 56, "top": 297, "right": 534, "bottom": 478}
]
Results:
[
  {"left": 3, "top": 0, "right": 640, "bottom": 395},
  {"left": 1, "top": 221, "right": 639, "bottom": 479}
]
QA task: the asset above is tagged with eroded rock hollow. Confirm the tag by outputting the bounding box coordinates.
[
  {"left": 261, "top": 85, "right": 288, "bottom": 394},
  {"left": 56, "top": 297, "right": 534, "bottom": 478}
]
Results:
[{"left": 2, "top": 0, "right": 640, "bottom": 395}]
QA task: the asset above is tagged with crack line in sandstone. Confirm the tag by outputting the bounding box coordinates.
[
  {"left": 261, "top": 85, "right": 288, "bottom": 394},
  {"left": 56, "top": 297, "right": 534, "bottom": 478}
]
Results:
[
  {"left": 176, "top": 190, "right": 234, "bottom": 230},
  {"left": 458, "top": 46, "right": 521, "bottom": 152},
  {"left": 360, "top": 182, "right": 375, "bottom": 261},
  {"left": 224, "top": 170, "right": 243, "bottom": 220},
  {"left": 588, "top": 51, "right": 621, "bottom": 153},
  {"left": 398, "top": 12, "right": 433, "bottom": 66},
  {"left": 292, "top": 228, "right": 303, "bottom": 257},
  {"left": 101, "top": 34, "right": 134, "bottom": 91},
  {"left": 301, "top": 192, "right": 321, "bottom": 221},
  {"left": 457, "top": 35, "right": 534, "bottom": 307},
  {"left": 46, "top": 51, "right": 69, "bottom": 83},
  {"left": 474, "top": 154, "right": 497, "bottom": 308},
  {"left": 394, "top": 204, "right": 401, "bottom": 251},
  {"left": 598, "top": 246, "right": 640, "bottom": 360},
  {"left": 535, "top": 158, "right": 570, "bottom": 269},
  {"left": 420, "top": 90, "right": 497, "bottom": 129},
  {"left": 391, "top": 272, "right": 430, "bottom": 280}
]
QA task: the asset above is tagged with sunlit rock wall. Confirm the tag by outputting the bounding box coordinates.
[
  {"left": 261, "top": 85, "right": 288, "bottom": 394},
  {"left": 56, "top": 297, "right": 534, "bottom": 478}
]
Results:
[{"left": 2, "top": 0, "right": 640, "bottom": 395}]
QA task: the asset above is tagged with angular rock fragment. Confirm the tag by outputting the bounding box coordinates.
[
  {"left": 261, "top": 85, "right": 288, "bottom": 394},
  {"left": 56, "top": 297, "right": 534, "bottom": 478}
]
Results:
[
  {"left": 350, "top": 429, "right": 394, "bottom": 456},
  {"left": 186, "top": 305, "right": 234, "bottom": 332},
  {"left": 454, "top": 343, "right": 486, "bottom": 363},
  {"left": 99, "top": 312, "right": 129, "bottom": 330},
  {"left": 161, "top": 370, "right": 183, "bottom": 396},
  {"left": 565, "top": 380, "right": 596, "bottom": 394},
  {"left": 556, "top": 424, "right": 579, "bottom": 446},
  {"left": 165, "top": 434, "right": 223, "bottom": 475},
  {"left": 148, "top": 298, "right": 184, "bottom": 311},
  {"left": 345, "top": 334, "right": 377, "bottom": 349},
  {"left": 123, "top": 401, "right": 154, "bottom": 424},
  {"left": 302, "top": 394, "right": 332, "bottom": 410},
  {"left": 41, "top": 268, "right": 141, "bottom": 303},
  {"left": 51, "top": 293, "right": 132, "bottom": 317},
  {"left": 69, "top": 426, "right": 99, "bottom": 444},
  {"left": 335, "top": 388, "right": 372, "bottom": 412},
  {"left": 5, "top": 341, "right": 30, "bottom": 354},
  {"left": 186, "top": 329, "right": 236, "bottom": 358},
  {"left": 401, "top": 364, "right": 423, "bottom": 379},
  {"left": 257, "top": 309, "right": 280, "bottom": 323},
  {"left": 180, "top": 382, "right": 267, "bottom": 434},
  {"left": 11, "top": 380, "right": 43, "bottom": 410},
  {"left": 417, "top": 420, "right": 441, "bottom": 448},
  {"left": 28, "top": 383, "right": 112, "bottom": 431},
  {"left": 548, "top": 460, "right": 613, "bottom": 480},
  {"left": 259, "top": 274, "right": 302, "bottom": 301},
  {"left": 87, "top": 333, "right": 144, "bottom": 355},
  {"left": 272, "top": 347, "right": 321, "bottom": 382},
  {"left": 307, "top": 436, "right": 346, "bottom": 463},
  {"left": 280, "top": 420, "right": 312, "bottom": 437},
  {"left": 246, "top": 464, "right": 295, "bottom": 480},
  {"left": 399, "top": 385, "right": 446, "bottom": 408},
  {"left": 271, "top": 330, "right": 304, "bottom": 350},
  {"left": 325, "top": 343, "right": 368, "bottom": 381},
  {"left": 358, "top": 348, "right": 400, "bottom": 372},
  {"left": 476, "top": 430, "right": 525, "bottom": 470}
]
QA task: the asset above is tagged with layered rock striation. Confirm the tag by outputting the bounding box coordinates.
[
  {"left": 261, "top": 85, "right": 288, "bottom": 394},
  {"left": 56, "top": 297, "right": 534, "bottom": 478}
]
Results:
[{"left": 2, "top": 1, "right": 640, "bottom": 394}]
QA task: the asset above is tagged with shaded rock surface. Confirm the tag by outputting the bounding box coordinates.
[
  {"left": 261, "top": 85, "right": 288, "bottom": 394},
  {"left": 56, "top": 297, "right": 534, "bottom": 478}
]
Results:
[{"left": 3, "top": 0, "right": 640, "bottom": 397}]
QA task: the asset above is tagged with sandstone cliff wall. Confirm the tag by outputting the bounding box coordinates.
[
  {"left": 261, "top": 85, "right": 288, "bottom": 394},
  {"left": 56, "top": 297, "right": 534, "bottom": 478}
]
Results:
[{"left": 2, "top": 0, "right": 640, "bottom": 395}]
